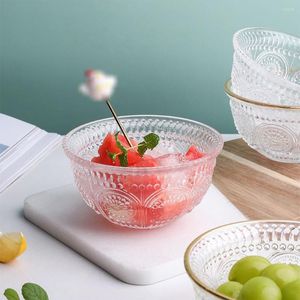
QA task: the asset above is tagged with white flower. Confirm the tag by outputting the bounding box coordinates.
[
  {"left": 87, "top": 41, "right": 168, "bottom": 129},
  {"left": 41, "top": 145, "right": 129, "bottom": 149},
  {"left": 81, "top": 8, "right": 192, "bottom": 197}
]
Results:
[{"left": 79, "top": 69, "right": 117, "bottom": 101}]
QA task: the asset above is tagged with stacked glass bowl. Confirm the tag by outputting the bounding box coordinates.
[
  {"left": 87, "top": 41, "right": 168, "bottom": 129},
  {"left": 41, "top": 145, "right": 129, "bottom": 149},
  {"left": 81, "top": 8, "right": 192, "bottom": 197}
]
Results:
[{"left": 226, "top": 28, "right": 300, "bottom": 163}]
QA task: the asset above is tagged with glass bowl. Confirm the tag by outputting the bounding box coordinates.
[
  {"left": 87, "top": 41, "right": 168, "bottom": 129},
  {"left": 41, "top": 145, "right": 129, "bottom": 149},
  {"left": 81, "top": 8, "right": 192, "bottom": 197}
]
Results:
[
  {"left": 225, "top": 80, "right": 300, "bottom": 163},
  {"left": 184, "top": 220, "right": 300, "bottom": 300},
  {"left": 62, "top": 115, "right": 223, "bottom": 229},
  {"left": 231, "top": 27, "right": 300, "bottom": 106}
]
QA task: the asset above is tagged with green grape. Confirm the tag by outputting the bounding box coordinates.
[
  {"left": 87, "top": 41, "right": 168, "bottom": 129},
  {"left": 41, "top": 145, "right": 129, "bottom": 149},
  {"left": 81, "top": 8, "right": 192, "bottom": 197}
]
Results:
[
  {"left": 261, "top": 263, "right": 298, "bottom": 289},
  {"left": 217, "top": 281, "right": 243, "bottom": 299},
  {"left": 281, "top": 279, "right": 300, "bottom": 300},
  {"left": 229, "top": 256, "right": 271, "bottom": 284},
  {"left": 290, "top": 264, "right": 300, "bottom": 279},
  {"left": 238, "top": 276, "right": 281, "bottom": 300}
]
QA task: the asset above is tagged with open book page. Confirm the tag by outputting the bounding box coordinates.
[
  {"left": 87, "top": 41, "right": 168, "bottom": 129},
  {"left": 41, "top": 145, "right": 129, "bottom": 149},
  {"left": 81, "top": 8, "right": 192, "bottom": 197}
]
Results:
[
  {"left": 0, "top": 113, "right": 61, "bottom": 192},
  {"left": 0, "top": 114, "right": 36, "bottom": 155}
]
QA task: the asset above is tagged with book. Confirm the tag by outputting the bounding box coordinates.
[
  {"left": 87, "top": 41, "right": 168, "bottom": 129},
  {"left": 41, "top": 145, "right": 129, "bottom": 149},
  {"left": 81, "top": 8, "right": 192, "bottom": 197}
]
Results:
[{"left": 0, "top": 113, "right": 61, "bottom": 193}]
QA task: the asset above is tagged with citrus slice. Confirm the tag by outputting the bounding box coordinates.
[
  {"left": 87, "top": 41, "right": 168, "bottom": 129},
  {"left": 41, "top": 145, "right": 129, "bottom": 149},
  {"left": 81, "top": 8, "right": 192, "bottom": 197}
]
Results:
[{"left": 0, "top": 232, "right": 27, "bottom": 263}]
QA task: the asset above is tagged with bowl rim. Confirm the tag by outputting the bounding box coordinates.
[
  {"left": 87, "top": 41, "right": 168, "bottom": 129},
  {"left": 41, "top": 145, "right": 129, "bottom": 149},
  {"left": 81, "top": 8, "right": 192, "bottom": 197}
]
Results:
[
  {"left": 233, "top": 27, "right": 300, "bottom": 92},
  {"left": 184, "top": 219, "right": 300, "bottom": 300},
  {"left": 62, "top": 114, "right": 224, "bottom": 173},
  {"left": 224, "top": 79, "right": 300, "bottom": 109}
]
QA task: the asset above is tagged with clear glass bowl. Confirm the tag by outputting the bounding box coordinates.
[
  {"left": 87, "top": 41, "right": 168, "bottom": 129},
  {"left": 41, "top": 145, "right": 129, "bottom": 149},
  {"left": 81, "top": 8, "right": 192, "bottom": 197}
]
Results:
[
  {"left": 232, "top": 27, "right": 300, "bottom": 106},
  {"left": 225, "top": 80, "right": 300, "bottom": 163},
  {"left": 184, "top": 220, "right": 300, "bottom": 300},
  {"left": 62, "top": 115, "right": 223, "bottom": 229}
]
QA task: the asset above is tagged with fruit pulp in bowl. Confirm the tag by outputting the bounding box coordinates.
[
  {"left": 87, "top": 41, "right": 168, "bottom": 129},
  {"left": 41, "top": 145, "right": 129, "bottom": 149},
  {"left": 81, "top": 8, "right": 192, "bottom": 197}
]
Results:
[
  {"left": 184, "top": 220, "right": 300, "bottom": 299},
  {"left": 62, "top": 115, "right": 223, "bottom": 229}
]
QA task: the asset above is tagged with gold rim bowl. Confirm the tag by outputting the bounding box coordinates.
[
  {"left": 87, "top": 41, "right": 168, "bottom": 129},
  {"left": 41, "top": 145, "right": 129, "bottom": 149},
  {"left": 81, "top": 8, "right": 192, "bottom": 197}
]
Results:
[
  {"left": 184, "top": 219, "right": 300, "bottom": 300},
  {"left": 224, "top": 80, "right": 300, "bottom": 110}
]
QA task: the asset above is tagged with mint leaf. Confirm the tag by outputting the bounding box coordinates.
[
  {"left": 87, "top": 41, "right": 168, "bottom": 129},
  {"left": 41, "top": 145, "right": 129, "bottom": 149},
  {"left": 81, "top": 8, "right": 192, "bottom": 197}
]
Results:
[
  {"left": 138, "top": 133, "right": 160, "bottom": 156},
  {"left": 4, "top": 289, "right": 20, "bottom": 300},
  {"left": 114, "top": 132, "right": 128, "bottom": 166},
  {"left": 113, "top": 132, "right": 159, "bottom": 165},
  {"left": 143, "top": 133, "right": 160, "bottom": 149},
  {"left": 22, "top": 283, "right": 49, "bottom": 300},
  {"left": 118, "top": 152, "right": 128, "bottom": 167},
  {"left": 115, "top": 132, "right": 128, "bottom": 153},
  {"left": 137, "top": 144, "right": 148, "bottom": 156},
  {"left": 107, "top": 150, "right": 117, "bottom": 162}
]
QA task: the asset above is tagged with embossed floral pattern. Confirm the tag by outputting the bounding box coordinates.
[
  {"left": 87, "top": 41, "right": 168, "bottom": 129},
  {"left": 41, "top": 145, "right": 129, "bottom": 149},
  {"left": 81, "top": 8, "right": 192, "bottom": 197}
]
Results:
[
  {"left": 228, "top": 95, "right": 300, "bottom": 163},
  {"left": 232, "top": 28, "right": 300, "bottom": 106},
  {"left": 185, "top": 221, "right": 300, "bottom": 300},
  {"left": 63, "top": 116, "right": 223, "bottom": 229}
]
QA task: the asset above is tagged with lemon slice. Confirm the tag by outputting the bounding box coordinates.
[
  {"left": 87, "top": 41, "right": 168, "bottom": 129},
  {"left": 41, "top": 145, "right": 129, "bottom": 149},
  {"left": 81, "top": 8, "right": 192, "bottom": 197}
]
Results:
[{"left": 0, "top": 232, "right": 27, "bottom": 263}]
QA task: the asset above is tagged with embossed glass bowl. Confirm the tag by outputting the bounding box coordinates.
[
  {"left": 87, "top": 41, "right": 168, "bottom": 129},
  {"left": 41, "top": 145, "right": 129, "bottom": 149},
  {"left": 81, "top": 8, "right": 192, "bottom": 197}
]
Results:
[
  {"left": 184, "top": 220, "right": 300, "bottom": 300},
  {"left": 63, "top": 115, "right": 223, "bottom": 229},
  {"left": 232, "top": 27, "right": 300, "bottom": 105},
  {"left": 225, "top": 80, "right": 300, "bottom": 163}
]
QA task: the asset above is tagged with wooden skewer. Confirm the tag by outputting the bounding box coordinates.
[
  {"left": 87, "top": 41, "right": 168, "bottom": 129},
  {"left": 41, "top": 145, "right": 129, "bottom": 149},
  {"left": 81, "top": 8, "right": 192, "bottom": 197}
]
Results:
[{"left": 105, "top": 99, "right": 133, "bottom": 147}]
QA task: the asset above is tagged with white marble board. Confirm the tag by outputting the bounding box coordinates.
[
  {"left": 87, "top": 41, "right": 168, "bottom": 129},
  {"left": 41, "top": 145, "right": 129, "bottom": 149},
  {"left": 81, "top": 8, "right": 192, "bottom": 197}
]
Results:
[{"left": 23, "top": 184, "right": 246, "bottom": 285}]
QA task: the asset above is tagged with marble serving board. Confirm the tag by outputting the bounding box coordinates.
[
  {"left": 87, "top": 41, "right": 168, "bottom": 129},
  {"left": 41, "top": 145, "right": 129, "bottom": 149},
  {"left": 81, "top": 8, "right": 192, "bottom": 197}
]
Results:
[{"left": 24, "top": 184, "right": 246, "bottom": 285}]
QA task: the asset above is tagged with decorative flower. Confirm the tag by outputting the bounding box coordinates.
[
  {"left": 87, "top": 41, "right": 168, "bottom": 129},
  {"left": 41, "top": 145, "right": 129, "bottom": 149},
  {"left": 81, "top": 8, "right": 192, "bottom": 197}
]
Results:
[{"left": 79, "top": 69, "right": 117, "bottom": 101}]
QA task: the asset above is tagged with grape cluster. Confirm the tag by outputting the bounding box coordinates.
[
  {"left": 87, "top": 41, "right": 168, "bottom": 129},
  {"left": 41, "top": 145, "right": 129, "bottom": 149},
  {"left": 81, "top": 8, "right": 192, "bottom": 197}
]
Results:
[{"left": 217, "top": 256, "right": 300, "bottom": 300}]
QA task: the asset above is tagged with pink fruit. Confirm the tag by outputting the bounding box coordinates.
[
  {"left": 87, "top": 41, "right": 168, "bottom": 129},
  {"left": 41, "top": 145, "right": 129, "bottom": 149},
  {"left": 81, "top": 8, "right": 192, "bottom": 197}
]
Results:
[{"left": 185, "top": 145, "right": 204, "bottom": 160}]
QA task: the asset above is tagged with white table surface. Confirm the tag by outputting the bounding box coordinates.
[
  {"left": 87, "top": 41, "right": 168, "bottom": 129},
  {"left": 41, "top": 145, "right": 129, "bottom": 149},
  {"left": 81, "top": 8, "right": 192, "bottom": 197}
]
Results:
[{"left": 0, "top": 134, "right": 238, "bottom": 299}]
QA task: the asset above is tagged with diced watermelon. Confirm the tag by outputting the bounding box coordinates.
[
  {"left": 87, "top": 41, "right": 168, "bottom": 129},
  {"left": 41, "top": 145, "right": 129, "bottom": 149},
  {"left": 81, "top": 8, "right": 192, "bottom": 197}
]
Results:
[
  {"left": 117, "top": 134, "right": 138, "bottom": 148},
  {"left": 121, "top": 156, "right": 158, "bottom": 187},
  {"left": 185, "top": 145, "right": 205, "bottom": 160},
  {"left": 91, "top": 156, "right": 102, "bottom": 163},
  {"left": 121, "top": 155, "right": 159, "bottom": 202},
  {"left": 98, "top": 133, "right": 117, "bottom": 156},
  {"left": 95, "top": 133, "right": 140, "bottom": 166},
  {"left": 131, "top": 155, "right": 158, "bottom": 167},
  {"left": 127, "top": 150, "right": 143, "bottom": 166},
  {"left": 91, "top": 134, "right": 205, "bottom": 227}
]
